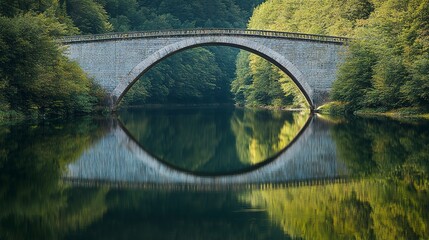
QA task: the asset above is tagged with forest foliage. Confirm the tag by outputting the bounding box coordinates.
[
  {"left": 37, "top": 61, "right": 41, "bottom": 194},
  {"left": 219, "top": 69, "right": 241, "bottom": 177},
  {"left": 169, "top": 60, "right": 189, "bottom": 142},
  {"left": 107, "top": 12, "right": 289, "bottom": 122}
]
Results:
[
  {"left": 2, "top": 0, "right": 428, "bottom": 115},
  {"left": 231, "top": 51, "right": 307, "bottom": 108},
  {"left": 0, "top": 0, "right": 108, "bottom": 118},
  {"left": 237, "top": 0, "right": 429, "bottom": 111},
  {"left": 0, "top": 0, "right": 263, "bottom": 118},
  {"left": 114, "top": 0, "right": 263, "bottom": 106},
  {"left": 333, "top": 0, "right": 429, "bottom": 112}
]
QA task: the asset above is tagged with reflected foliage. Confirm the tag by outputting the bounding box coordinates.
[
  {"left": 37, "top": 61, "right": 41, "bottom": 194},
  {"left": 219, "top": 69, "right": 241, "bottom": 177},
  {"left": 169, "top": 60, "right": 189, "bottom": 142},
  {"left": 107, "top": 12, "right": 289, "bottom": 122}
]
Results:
[
  {"left": 231, "top": 109, "right": 309, "bottom": 165},
  {"left": 119, "top": 107, "right": 308, "bottom": 173},
  {"left": 0, "top": 118, "right": 108, "bottom": 239},
  {"left": 119, "top": 107, "right": 224, "bottom": 172},
  {"left": 242, "top": 178, "right": 429, "bottom": 239},
  {"left": 332, "top": 117, "right": 429, "bottom": 187},
  {"left": 241, "top": 116, "right": 429, "bottom": 239},
  {"left": 67, "top": 189, "right": 289, "bottom": 240},
  {"left": 1, "top": 114, "right": 429, "bottom": 239}
]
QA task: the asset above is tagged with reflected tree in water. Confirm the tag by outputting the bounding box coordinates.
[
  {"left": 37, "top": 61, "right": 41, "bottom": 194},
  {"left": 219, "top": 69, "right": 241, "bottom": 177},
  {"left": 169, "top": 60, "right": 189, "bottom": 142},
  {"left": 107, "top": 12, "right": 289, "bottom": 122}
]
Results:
[
  {"left": 230, "top": 109, "right": 309, "bottom": 165},
  {"left": 332, "top": 118, "right": 429, "bottom": 186},
  {"left": 239, "top": 118, "right": 429, "bottom": 239},
  {"left": 0, "top": 119, "right": 108, "bottom": 239},
  {"left": 1, "top": 115, "right": 429, "bottom": 239}
]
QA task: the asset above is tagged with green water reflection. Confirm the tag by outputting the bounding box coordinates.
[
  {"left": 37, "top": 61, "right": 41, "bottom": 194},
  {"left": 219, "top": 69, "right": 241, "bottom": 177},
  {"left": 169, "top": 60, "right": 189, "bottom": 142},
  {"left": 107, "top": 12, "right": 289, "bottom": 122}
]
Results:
[
  {"left": 332, "top": 117, "right": 429, "bottom": 183},
  {"left": 242, "top": 178, "right": 429, "bottom": 239},
  {"left": 118, "top": 107, "right": 309, "bottom": 173},
  {"left": 0, "top": 113, "right": 429, "bottom": 239},
  {"left": 0, "top": 118, "right": 108, "bottom": 239}
]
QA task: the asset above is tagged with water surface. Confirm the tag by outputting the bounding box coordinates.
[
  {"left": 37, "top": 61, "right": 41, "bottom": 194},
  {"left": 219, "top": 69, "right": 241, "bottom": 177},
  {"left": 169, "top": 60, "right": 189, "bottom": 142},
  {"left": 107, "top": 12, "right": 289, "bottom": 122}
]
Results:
[{"left": 1, "top": 107, "right": 429, "bottom": 239}]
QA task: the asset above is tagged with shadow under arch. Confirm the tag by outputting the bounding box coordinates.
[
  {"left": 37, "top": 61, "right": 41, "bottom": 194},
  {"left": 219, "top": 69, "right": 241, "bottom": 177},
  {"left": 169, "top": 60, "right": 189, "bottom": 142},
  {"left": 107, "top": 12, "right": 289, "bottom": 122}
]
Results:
[
  {"left": 111, "top": 37, "right": 314, "bottom": 109},
  {"left": 115, "top": 113, "right": 313, "bottom": 179}
]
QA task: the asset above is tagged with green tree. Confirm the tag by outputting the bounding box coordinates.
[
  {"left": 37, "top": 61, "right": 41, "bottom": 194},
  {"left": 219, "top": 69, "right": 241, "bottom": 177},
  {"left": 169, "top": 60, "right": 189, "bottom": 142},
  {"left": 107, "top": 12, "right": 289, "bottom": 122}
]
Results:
[
  {"left": 332, "top": 0, "right": 429, "bottom": 111},
  {"left": 232, "top": 0, "right": 367, "bottom": 108},
  {"left": 232, "top": 52, "right": 306, "bottom": 108},
  {"left": 100, "top": 0, "right": 263, "bottom": 106},
  {"left": 0, "top": 0, "right": 79, "bottom": 35},
  {"left": 243, "top": 0, "right": 428, "bottom": 111},
  {"left": 0, "top": 14, "right": 102, "bottom": 117},
  {"left": 123, "top": 48, "right": 222, "bottom": 105},
  {"left": 66, "top": 0, "right": 112, "bottom": 34},
  {"left": 231, "top": 51, "right": 253, "bottom": 105},
  {"left": 331, "top": 42, "right": 378, "bottom": 111},
  {"left": 400, "top": 0, "right": 429, "bottom": 108}
]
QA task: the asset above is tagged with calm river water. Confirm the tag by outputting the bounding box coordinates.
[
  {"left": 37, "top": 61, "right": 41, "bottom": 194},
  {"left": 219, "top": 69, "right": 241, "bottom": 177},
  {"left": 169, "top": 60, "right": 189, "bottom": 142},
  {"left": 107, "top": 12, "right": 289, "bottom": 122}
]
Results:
[{"left": 1, "top": 106, "right": 429, "bottom": 239}]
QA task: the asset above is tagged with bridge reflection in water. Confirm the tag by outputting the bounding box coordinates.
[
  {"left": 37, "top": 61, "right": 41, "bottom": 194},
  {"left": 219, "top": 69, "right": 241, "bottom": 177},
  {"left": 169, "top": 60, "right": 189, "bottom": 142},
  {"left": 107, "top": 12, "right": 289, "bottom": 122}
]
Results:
[{"left": 65, "top": 114, "right": 347, "bottom": 187}]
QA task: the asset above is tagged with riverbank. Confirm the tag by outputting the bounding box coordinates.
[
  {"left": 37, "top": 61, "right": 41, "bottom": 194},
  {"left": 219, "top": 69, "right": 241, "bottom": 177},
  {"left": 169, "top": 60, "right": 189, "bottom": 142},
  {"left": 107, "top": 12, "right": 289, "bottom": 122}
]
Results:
[
  {"left": 118, "top": 103, "right": 310, "bottom": 113},
  {"left": 1, "top": 104, "right": 308, "bottom": 123},
  {"left": 0, "top": 106, "right": 111, "bottom": 124},
  {"left": 317, "top": 102, "right": 429, "bottom": 120},
  {"left": 233, "top": 103, "right": 310, "bottom": 113}
]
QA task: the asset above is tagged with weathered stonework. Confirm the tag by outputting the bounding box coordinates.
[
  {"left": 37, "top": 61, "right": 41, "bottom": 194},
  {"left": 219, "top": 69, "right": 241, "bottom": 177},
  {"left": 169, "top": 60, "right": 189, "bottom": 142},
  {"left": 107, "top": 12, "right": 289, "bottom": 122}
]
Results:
[{"left": 61, "top": 29, "right": 348, "bottom": 109}]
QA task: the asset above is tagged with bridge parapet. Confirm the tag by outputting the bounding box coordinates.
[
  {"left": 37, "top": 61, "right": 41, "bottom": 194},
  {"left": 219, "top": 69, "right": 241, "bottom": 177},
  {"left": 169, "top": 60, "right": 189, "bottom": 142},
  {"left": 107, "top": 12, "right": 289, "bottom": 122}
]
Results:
[{"left": 59, "top": 28, "right": 350, "bottom": 44}]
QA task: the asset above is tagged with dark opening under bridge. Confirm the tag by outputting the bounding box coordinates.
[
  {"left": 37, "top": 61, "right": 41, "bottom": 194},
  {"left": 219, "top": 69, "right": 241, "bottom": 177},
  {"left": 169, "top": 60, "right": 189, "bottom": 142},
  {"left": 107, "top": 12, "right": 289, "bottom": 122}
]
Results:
[{"left": 60, "top": 29, "right": 349, "bottom": 109}]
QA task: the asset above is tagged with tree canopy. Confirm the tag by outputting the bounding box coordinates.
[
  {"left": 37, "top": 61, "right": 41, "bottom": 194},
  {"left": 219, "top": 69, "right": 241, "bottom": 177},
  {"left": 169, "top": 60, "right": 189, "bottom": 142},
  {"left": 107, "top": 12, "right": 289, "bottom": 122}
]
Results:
[
  {"left": 112, "top": 0, "right": 263, "bottom": 106},
  {"left": 234, "top": 0, "right": 429, "bottom": 111},
  {"left": 333, "top": 0, "right": 429, "bottom": 111},
  {"left": 2, "top": 0, "right": 427, "bottom": 114},
  {"left": 0, "top": 13, "right": 103, "bottom": 118},
  {"left": 0, "top": 0, "right": 263, "bottom": 117}
]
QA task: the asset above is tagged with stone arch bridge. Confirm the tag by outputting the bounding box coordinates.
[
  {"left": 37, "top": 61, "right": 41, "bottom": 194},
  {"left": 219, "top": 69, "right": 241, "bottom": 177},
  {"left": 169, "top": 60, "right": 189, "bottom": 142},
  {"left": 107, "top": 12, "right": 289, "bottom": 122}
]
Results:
[{"left": 60, "top": 29, "right": 349, "bottom": 109}]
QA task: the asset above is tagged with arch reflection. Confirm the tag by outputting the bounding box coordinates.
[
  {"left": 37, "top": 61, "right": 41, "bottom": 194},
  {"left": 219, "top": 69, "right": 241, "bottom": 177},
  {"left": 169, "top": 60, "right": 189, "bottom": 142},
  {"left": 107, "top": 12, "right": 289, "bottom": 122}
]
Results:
[
  {"left": 118, "top": 107, "right": 310, "bottom": 176},
  {"left": 67, "top": 112, "right": 346, "bottom": 184}
]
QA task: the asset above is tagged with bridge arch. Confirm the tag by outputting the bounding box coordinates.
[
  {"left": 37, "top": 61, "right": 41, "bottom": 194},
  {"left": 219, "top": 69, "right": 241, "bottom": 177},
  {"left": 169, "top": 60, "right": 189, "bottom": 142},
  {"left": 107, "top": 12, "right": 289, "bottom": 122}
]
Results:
[{"left": 111, "top": 36, "right": 314, "bottom": 109}]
